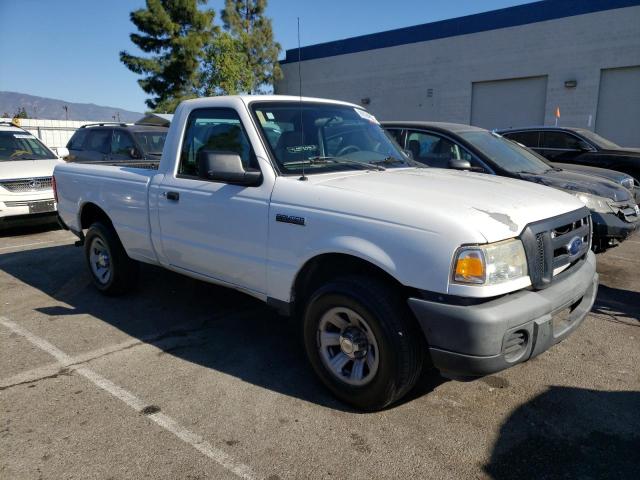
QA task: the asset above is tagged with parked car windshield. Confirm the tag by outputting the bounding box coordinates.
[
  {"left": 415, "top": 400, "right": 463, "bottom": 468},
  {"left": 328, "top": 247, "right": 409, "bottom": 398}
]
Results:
[
  {"left": 251, "top": 102, "right": 420, "bottom": 175},
  {"left": 134, "top": 131, "right": 167, "bottom": 154},
  {"left": 575, "top": 129, "right": 620, "bottom": 150},
  {"left": 460, "top": 131, "right": 551, "bottom": 175},
  {"left": 0, "top": 130, "right": 55, "bottom": 161}
]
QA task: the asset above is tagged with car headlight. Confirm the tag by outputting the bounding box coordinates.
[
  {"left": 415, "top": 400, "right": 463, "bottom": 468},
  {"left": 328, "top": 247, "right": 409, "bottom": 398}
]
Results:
[
  {"left": 573, "top": 192, "right": 614, "bottom": 214},
  {"left": 452, "top": 238, "right": 528, "bottom": 285},
  {"left": 621, "top": 178, "right": 634, "bottom": 190}
]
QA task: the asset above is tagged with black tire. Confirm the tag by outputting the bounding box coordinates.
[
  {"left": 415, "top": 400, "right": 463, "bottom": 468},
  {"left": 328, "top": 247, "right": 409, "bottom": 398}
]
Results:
[
  {"left": 303, "top": 275, "right": 424, "bottom": 411},
  {"left": 84, "top": 222, "right": 138, "bottom": 295}
]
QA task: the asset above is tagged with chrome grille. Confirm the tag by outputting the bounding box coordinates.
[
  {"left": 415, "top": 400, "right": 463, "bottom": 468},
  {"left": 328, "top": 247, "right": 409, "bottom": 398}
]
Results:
[
  {"left": 521, "top": 208, "right": 591, "bottom": 290},
  {"left": 0, "top": 177, "right": 53, "bottom": 192}
]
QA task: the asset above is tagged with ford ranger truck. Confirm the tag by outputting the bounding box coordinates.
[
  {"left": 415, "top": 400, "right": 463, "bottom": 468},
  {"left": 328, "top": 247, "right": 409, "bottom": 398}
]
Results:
[{"left": 54, "top": 96, "right": 599, "bottom": 411}]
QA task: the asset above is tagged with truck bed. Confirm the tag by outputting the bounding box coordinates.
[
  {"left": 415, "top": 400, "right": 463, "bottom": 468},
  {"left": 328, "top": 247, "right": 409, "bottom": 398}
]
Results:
[{"left": 55, "top": 162, "right": 158, "bottom": 264}]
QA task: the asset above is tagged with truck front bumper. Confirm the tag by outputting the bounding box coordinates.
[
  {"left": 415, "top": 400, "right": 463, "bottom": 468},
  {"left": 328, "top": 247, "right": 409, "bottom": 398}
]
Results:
[
  {"left": 0, "top": 201, "right": 58, "bottom": 228},
  {"left": 408, "top": 251, "right": 598, "bottom": 379}
]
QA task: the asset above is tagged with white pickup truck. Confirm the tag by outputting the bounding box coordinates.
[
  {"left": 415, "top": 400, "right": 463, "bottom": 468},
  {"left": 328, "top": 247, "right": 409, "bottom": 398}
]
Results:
[{"left": 55, "top": 96, "right": 598, "bottom": 410}]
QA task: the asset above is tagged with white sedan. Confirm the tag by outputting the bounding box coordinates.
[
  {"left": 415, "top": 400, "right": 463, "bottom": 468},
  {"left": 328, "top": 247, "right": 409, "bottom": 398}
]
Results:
[{"left": 0, "top": 122, "right": 62, "bottom": 228}]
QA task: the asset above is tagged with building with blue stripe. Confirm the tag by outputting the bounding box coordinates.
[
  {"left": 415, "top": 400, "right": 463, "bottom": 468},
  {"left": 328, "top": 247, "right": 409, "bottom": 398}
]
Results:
[{"left": 276, "top": 0, "right": 640, "bottom": 146}]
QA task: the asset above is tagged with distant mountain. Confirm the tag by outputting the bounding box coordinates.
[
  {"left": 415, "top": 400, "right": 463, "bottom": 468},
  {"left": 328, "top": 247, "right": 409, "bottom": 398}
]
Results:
[{"left": 0, "top": 91, "right": 143, "bottom": 122}]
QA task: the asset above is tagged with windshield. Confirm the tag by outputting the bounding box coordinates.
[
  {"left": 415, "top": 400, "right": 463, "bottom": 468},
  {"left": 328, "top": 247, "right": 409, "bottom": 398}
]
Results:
[
  {"left": 251, "top": 102, "right": 420, "bottom": 175},
  {"left": 0, "top": 130, "right": 55, "bottom": 161},
  {"left": 577, "top": 130, "right": 620, "bottom": 150},
  {"left": 133, "top": 131, "right": 167, "bottom": 154},
  {"left": 459, "top": 131, "right": 551, "bottom": 175}
]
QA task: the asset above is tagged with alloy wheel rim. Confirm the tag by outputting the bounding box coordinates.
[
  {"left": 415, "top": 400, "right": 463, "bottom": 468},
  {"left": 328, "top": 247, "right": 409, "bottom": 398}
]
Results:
[
  {"left": 89, "top": 237, "right": 111, "bottom": 285},
  {"left": 317, "top": 307, "right": 380, "bottom": 386}
]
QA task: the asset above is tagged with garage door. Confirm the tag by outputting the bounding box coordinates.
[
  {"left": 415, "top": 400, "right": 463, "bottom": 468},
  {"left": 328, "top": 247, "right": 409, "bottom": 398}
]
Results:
[
  {"left": 596, "top": 66, "right": 640, "bottom": 148},
  {"left": 470, "top": 76, "right": 547, "bottom": 130}
]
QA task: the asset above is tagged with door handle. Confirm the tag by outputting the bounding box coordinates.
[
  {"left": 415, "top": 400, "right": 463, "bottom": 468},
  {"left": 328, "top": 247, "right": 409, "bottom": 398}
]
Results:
[{"left": 164, "top": 191, "right": 180, "bottom": 201}]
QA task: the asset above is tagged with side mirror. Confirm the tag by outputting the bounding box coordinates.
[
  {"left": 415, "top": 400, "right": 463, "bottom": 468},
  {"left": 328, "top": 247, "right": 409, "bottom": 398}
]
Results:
[
  {"left": 449, "top": 158, "right": 472, "bottom": 170},
  {"left": 54, "top": 147, "right": 69, "bottom": 159},
  {"left": 129, "top": 147, "right": 142, "bottom": 159},
  {"left": 197, "top": 150, "right": 262, "bottom": 186}
]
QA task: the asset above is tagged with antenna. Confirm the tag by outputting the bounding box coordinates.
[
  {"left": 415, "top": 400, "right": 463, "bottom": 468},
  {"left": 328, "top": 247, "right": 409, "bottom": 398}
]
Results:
[{"left": 297, "top": 17, "right": 307, "bottom": 181}]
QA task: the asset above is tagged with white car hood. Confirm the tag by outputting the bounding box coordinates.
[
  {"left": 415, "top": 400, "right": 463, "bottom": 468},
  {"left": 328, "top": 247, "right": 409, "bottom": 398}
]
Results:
[
  {"left": 310, "top": 168, "right": 586, "bottom": 243},
  {"left": 0, "top": 159, "right": 60, "bottom": 180}
]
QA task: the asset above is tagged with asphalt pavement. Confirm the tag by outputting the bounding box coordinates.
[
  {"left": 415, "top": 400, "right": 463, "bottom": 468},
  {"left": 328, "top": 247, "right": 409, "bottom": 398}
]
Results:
[{"left": 1, "top": 224, "right": 639, "bottom": 479}]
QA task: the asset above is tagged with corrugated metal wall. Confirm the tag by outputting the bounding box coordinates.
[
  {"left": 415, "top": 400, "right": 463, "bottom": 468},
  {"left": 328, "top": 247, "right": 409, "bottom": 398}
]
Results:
[{"left": 0, "top": 118, "right": 90, "bottom": 148}]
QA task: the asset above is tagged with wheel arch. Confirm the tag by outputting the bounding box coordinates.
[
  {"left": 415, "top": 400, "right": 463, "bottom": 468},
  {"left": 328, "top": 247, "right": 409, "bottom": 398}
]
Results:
[
  {"left": 79, "top": 202, "right": 114, "bottom": 230},
  {"left": 290, "top": 251, "right": 411, "bottom": 318}
]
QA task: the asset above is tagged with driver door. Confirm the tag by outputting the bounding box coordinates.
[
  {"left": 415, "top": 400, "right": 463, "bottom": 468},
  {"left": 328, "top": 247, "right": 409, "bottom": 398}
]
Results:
[{"left": 156, "top": 107, "right": 271, "bottom": 295}]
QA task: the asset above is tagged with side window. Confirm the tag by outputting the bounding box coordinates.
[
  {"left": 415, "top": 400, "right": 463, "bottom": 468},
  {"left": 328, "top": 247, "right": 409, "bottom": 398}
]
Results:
[
  {"left": 386, "top": 129, "right": 405, "bottom": 148},
  {"left": 86, "top": 129, "right": 111, "bottom": 154},
  {"left": 541, "top": 132, "right": 581, "bottom": 150},
  {"left": 111, "top": 130, "right": 135, "bottom": 155},
  {"left": 67, "top": 129, "right": 88, "bottom": 150},
  {"left": 179, "top": 108, "right": 257, "bottom": 177},
  {"left": 504, "top": 131, "right": 539, "bottom": 148},
  {"left": 406, "top": 131, "right": 482, "bottom": 170}
]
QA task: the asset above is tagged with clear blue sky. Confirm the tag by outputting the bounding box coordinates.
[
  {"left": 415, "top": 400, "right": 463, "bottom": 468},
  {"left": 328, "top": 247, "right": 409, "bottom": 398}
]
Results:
[{"left": 0, "top": 0, "right": 532, "bottom": 113}]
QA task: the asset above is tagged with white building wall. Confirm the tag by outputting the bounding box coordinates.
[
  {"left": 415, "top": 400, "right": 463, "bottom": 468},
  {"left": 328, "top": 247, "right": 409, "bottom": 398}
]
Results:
[{"left": 277, "top": 5, "right": 640, "bottom": 139}]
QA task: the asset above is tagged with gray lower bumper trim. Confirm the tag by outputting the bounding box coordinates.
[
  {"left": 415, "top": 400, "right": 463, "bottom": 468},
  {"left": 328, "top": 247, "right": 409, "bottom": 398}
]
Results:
[{"left": 408, "top": 251, "right": 598, "bottom": 378}]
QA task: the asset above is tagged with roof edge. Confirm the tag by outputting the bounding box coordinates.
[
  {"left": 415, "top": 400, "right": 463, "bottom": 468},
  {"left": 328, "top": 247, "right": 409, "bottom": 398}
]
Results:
[{"left": 281, "top": 0, "right": 640, "bottom": 64}]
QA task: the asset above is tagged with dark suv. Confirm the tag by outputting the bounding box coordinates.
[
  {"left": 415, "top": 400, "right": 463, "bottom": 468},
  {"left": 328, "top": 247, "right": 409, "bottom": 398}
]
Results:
[
  {"left": 66, "top": 123, "right": 168, "bottom": 165},
  {"left": 498, "top": 127, "right": 640, "bottom": 185}
]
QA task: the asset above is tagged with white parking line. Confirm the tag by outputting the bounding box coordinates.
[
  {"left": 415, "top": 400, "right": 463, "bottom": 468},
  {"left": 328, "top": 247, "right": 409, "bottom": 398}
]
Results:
[
  {"left": 0, "top": 317, "right": 259, "bottom": 480},
  {"left": 0, "top": 240, "right": 55, "bottom": 252}
]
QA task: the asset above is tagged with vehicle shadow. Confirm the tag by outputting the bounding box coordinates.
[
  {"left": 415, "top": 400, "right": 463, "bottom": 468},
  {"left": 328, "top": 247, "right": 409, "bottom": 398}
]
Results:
[
  {"left": 0, "top": 219, "right": 60, "bottom": 238},
  {"left": 593, "top": 284, "right": 640, "bottom": 325},
  {"left": 484, "top": 386, "right": 640, "bottom": 479},
  {"left": 0, "top": 243, "right": 442, "bottom": 412}
]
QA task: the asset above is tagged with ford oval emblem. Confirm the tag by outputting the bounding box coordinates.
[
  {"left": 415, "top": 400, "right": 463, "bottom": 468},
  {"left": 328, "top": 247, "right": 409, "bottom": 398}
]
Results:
[
  {"left": 28, "top": 179, "right": 42, "bottom": 190},
  {"left": 567, "top": 236, "right": 583, "bottom": 256}
]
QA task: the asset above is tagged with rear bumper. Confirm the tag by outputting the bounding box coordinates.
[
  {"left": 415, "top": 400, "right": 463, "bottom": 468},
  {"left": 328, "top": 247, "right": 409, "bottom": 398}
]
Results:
[{"left": 408, "top": 251, "right": 598, "bottom": 379}]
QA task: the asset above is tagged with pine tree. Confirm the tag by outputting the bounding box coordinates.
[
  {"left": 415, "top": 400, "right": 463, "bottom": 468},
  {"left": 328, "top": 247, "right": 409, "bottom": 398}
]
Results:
[
  {"left": 120, "top": 0, "right": 216, "bottom": 112},
  {"left": 221, "top": 0, "right": 281, "bottom": 93}
]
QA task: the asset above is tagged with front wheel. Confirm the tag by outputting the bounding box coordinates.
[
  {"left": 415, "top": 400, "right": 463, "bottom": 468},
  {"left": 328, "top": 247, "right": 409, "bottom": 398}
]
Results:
[
  {"left": 84, "top": 222, "right": 138, "bottom": 295},
  {"left": 303, "top": 276, "right": 423, "bottom": 411}
]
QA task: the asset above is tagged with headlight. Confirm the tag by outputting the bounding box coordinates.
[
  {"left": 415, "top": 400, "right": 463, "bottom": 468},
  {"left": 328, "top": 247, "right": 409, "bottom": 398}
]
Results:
[
  {"left": 572, "top": 192, "right": 614, "bottom": 214},
  {"left": 452, "top": 238, "right": 528, "bottom": 285},
  {"left": 621, "top": 178, "right": 634, "bottom": 190}
]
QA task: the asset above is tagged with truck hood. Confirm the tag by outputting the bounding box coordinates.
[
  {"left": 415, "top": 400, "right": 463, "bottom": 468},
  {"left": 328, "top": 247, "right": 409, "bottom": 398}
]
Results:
[
  {"left": 599, "top": 147, "right": 640, "bottom": 155},
  {"left": 553, "top": 163, "right": 634, "bottom": 186},
  {"left": 0, "top": 159, "right": 60, "bottom": 180},
  {"left": 310, "top": 168, "right": 585, "bottom": 243},
  {"left": 518, "top": 168, "right": 631, "bottom": 202}
]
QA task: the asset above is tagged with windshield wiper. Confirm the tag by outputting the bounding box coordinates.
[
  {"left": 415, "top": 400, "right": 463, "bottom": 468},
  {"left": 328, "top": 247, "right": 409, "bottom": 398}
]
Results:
[
  {"left": 284, "top": 156, "right": 385, "bottom": 171},
  {"left": 9, "top": 154, "right": 42, "bottom": 160},
  {"left": 369, "top": 156, "right": 406, "bottom": 166}
]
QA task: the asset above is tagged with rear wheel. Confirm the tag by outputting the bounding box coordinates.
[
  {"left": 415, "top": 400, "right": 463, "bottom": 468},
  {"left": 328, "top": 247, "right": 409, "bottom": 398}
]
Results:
[
  {"left": 303, "top": 276, "right": 423, "bottom": 411},
  {"left": 84, "top": 222, "right": 138, "bottom": 295}
]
